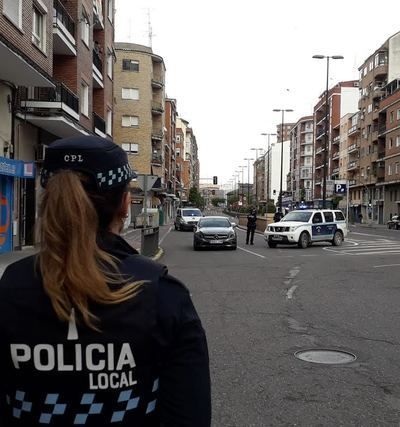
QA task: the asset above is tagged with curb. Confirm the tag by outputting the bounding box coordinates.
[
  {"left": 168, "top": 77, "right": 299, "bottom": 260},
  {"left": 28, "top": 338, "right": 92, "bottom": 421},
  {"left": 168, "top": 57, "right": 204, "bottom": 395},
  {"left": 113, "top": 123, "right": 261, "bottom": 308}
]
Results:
[{"left": 151, "top": 247, "right": 164, "bottom": 261}]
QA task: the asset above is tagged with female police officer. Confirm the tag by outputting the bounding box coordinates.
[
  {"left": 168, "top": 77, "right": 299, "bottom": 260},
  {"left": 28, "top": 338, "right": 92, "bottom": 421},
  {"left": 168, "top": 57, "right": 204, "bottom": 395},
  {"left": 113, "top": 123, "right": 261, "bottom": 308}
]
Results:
[{"left": 0, "top": 136, "right": 211, "bottom": 426}]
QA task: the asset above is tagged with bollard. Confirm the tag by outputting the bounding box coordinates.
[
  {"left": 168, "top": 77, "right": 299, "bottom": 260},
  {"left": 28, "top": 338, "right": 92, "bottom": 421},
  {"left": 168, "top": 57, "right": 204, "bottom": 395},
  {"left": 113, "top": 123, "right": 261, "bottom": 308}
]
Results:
[{"left": 141, "top": 227, "right": 160, "bottom": 257}]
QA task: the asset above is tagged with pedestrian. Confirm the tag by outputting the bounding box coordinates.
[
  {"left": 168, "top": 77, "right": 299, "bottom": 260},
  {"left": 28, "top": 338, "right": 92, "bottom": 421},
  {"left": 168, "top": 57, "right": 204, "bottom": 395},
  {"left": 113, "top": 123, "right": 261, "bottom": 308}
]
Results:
[
  {"left": 246, "top": 207, "right": 257, "bottom": 245},
  {"left": 0, "top": 136, "right": 211, "bottom": 427},
  {"left": 273, "top": 208, "right": 283, "bottom": 223},
  {"left": 358, "top": 212, "right": 363, "bottom": 224}
]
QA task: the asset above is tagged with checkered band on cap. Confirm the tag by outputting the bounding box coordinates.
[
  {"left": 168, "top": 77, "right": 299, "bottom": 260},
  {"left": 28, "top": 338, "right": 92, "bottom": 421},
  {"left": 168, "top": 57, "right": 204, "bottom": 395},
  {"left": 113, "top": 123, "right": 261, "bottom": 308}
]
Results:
[
  {"left": 40, "top": 163, "right": 134, "bottom": 190},
  {"left": 96, "top": 164, "right": 133, "bottom": 188}
]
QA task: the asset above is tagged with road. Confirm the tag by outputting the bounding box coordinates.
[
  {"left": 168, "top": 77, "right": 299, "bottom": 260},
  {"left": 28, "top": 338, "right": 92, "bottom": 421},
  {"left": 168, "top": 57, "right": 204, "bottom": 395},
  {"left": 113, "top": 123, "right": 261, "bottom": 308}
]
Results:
[{"left": 160, "top": 223, "right": 400, "bottom": 426}]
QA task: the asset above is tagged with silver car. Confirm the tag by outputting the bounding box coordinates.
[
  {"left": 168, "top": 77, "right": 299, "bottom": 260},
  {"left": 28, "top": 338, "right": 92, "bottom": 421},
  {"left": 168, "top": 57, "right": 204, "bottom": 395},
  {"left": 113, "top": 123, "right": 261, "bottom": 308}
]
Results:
[{"left": 193, "top": 216, "right": 237, "bottom": 250}]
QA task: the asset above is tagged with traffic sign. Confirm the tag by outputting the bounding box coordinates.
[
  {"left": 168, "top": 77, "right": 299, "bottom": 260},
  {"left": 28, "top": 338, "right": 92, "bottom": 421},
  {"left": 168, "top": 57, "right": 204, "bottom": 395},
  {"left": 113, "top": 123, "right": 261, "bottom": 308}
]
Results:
[
  {"left": 335, "top": 183, "right": 347, "bottom": 194},
  {"left": 136, "top": 174, "right": 158, "bottom": 191}
]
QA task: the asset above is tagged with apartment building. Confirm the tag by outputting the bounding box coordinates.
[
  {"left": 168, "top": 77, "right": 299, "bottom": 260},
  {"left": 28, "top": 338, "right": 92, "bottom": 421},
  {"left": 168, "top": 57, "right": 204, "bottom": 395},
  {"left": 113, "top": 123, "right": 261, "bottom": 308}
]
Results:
[
  {"left": 277, "top": 122, "right": 295, "bottom": 142},
  {"left": 0, "top": 0, "right": 114, "bottom": 253},
  {"left": 313, "top": 81, "right": 359, "bottom": 204},
  {"left": 164, "top": 98, "right": 179, "bottom": 219},
  {"left": 176, "top": 117, "right": 200, "bottom": 202},
  {"left": 289, "top": 116, "right": 314, "bottom": 203},
  {"left": 265, "top": 140, "right": 290, "bottom": 206},
  {"left": 253, "top": 155, "right": 266, "bottom": 206},
  {"left": 113, "top": 42, "right": 166, "bottom": 208}
]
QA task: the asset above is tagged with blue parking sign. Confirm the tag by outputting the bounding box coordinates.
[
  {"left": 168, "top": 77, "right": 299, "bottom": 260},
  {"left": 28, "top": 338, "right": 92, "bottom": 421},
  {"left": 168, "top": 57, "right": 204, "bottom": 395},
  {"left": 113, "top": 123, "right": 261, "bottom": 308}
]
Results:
[{"left": 335, "top": 183, "right": 347, "bottom": 194}]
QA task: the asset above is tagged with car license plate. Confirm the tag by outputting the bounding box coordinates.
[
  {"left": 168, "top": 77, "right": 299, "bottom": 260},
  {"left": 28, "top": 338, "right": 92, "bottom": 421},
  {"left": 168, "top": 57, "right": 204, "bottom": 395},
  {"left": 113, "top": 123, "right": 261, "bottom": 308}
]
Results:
[
  {"left": 210, "top": 240, "right": 223, "bottom": 244},
  {"left": 272, "top": 235, "right": 283, "bottom": 240}
]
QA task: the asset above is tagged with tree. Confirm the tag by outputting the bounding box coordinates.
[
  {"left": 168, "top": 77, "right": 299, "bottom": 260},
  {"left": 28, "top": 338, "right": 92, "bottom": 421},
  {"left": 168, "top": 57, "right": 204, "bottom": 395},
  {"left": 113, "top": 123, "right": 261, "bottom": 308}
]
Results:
[
  {"left": 211, "top": 197, "right": 225, "bottom": 207},
  {"left": 188, "top": 186, "right": 204, "bottom": 208}
]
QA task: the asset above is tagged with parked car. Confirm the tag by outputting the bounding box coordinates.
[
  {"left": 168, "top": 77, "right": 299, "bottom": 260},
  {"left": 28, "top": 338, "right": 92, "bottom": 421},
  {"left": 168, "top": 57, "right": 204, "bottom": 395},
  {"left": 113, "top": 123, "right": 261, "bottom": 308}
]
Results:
[
  {"left": 193, "top": 216, "right": 237, "bottom": 250},
  {"left": 174, "top": 207, "right": 203, "bottom": 231},
  {"left": 387, "top": 215, "right": 400, "bottom": 230},
  {"left": 264, "top": 209, "right": 348, "bottom": 249}
]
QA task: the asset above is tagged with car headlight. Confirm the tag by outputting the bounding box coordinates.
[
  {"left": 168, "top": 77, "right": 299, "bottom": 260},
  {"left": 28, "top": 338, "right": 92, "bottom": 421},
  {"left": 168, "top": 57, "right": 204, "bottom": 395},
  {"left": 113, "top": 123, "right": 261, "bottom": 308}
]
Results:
[
  {"left": 267, "top": 226, "right": 272, "bottom": 232},
  {"left": 196, "top": 231, "right": 204, "bottom": 238},
  {"left": 289, "top": 226, "right": 300, "bottom": 232},
  {"left": 228, "top": 231, "right": 235, "bottom": 238}
]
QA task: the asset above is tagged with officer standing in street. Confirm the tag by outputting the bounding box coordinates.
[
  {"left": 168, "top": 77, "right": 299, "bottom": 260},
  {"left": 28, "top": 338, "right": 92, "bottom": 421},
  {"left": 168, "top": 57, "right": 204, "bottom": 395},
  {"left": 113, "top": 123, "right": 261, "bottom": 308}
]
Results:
[{"left": 246, "top": 207, "right": 257, "bottom": 245}]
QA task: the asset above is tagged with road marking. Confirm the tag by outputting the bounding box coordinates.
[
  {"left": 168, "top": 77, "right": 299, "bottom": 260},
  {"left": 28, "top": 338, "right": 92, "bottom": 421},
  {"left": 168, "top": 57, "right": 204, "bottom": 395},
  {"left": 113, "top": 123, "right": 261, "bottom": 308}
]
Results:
[
  {"left": 159, "top": 226, "right": 173, "bottom": 245},
  {"left": 351, "top": 232, "right": 388, "bottom": 238},
  {"left": 237, "top": 246, "right": 266, "bottom": 259},
  {"left": 373, "top": 263, "right": 400, "bottom": 268},
  {"left": 286, "top": 285, "right": 298, "bottom": 299}
]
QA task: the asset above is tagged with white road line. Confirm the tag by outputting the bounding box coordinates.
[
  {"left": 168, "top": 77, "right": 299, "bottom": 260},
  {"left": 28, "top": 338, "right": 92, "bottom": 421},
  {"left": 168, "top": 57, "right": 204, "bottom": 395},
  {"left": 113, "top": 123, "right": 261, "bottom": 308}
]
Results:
[
  {"left": 374, "top": 263, "right": 400, "bottom": 268},
  {"left": 237, "top": 246, "right": 266, "bottom": 259},
  {"left": 341, "top": 246, "right": 400, "bottom": 252},
  {"left": 286, "top": 285, "right": 298, "bottom": 300},
  {"left": 345, "top": 240, "right": 360, "bottom": 246},
  {"left": 350, "top": 232, "right": 388, "bottom": 238},
  {"left": 352, "top": 250, "right": 400, "bottom": 256},
  {"left": 159, "top": 226, "right": 173, "bottom": 245}
]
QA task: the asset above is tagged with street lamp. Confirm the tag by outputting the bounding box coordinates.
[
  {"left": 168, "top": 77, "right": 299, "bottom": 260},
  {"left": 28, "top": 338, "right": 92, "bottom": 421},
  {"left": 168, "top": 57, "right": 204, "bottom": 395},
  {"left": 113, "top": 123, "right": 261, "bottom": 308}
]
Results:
[
  {"left": 250, "top": 148, "right": 264, "bottom": 208},
  {"left": 243, "top": 158, "right": 254, "bottom": 206},
  {"left": 261, "top": 133, "right": 277, "bottom": 206},
  {"left": 238, "top": 165, "right": 246, "bottom": 205},
  {"left": 312, "top": 54, "right": 344, "bottom": 208},
  {"left": 272, "top": 109, "right": 293, "bottom": 212}
]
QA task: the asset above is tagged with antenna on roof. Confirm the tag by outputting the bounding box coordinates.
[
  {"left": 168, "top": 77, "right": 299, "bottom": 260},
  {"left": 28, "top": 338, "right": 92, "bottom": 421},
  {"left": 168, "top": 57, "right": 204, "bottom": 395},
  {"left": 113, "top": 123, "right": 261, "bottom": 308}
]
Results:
[{"left": 147, "top": 9, "right": 153, "bottom": 48}]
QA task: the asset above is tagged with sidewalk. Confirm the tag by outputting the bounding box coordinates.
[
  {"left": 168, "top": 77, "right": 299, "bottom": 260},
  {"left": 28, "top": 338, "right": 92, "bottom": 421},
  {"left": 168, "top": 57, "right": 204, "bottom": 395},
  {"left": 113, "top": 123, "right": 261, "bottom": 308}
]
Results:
[{"left": 0, "top": 223, "right": 173, "bottom": 278}]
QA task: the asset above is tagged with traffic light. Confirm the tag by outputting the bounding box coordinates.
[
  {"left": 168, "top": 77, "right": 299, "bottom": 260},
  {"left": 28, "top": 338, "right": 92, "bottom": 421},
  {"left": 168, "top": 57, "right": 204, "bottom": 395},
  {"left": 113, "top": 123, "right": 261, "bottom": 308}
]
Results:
[{"left": 213, "top": 176, "right": 218, "bottom": 185}]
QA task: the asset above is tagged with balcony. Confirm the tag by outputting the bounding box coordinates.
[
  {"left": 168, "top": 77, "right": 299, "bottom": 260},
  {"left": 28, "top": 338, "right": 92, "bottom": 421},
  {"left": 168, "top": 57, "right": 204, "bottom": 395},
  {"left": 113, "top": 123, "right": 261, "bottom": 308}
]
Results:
[
  {"left": 93, "top": 112, "right": 106, "bottom": 138},
  {"left": 348, "top": 143, "right": 359, "bottom": 154},
  {"left": 93, "top": 0, "right": 104, "bottom": 29},
  {"left": 332, "top": 152, "right": 340, "bottom": 161},
  {"left": 316, "top": 129, "right": 326, "bottom": 140},
  {"left": 315, "top": 147, "right": 325, "bottom": 155},
  {"left": 151, "top": 131, "right": 163, "bottom": 141},
  {"left": 332, "top": 167, "right": 340, "bottom": 174},
  {"left": 372, "top": 86, "right": 385, "bottom": 99},
  {"left": 348, "top": 125, "right": 360, "bottom": 136},
  {"left": 151, "top": 101, "right": 164, "bottom": 115},
  {"left": 151, "top": 154, "right": 163, "bottom": 165},
  {"left": 378, "top": 125, "right": 386, "bottom": 136},
  {"left": 151, "top": 75, "right": 164, "bottom": 89},
  {"left": 53, "top": 0, "right": 76, "bottom": 56},
  {"left": 374, "top": 62, "right": 388, "bottom": 78},
  {"left": 332, "top": 135, "right": 340, "bottom": 145},
  {"left": 0, "top": 39, "right": 54, "bottom": 88},
  {"left": 347, "top": 161, "right": 359, "bottom": 171},
  {"left": 349, "top": 180, "right": 357, "bottom": 186},
  {"left": 92, "top": 50, "right": 104, "bottom": 88},
  {"left": 18, "top": 84, "right": 88, "bottom": 138}
]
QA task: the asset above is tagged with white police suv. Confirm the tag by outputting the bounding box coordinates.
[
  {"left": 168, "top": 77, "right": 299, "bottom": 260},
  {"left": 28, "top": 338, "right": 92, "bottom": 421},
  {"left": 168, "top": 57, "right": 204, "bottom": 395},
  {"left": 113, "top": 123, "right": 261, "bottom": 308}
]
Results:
[{"left": 264, "top": 209, "right": 348, "bottom": 249}]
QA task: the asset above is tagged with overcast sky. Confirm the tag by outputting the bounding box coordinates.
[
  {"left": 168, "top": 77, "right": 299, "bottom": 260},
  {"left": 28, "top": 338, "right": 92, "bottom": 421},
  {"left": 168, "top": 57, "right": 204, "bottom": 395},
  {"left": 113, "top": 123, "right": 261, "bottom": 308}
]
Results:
[{"left": 115, "top": 0, "right": 400, "bottom": 188}]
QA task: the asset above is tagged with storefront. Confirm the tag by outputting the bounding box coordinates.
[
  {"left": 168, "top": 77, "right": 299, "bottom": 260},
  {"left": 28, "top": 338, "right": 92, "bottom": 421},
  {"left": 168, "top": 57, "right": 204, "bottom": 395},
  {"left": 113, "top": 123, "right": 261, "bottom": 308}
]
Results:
[{"left": 0, "top": 157, "right": 35, "bottom": 254}]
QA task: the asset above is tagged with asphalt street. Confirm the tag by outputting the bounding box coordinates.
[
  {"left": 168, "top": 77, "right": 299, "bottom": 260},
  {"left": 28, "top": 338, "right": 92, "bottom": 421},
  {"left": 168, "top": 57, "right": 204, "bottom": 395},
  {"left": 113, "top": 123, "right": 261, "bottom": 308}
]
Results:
[{"left": 159, "top": 223, "right": 400, "bottom": 426}]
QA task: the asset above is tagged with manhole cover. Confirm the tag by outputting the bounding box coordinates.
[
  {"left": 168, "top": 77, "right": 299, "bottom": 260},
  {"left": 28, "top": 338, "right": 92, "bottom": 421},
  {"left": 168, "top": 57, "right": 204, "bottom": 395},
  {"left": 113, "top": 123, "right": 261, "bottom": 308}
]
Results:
[{"left": 294, "top": 349, "right": 356, "bottom": 365}]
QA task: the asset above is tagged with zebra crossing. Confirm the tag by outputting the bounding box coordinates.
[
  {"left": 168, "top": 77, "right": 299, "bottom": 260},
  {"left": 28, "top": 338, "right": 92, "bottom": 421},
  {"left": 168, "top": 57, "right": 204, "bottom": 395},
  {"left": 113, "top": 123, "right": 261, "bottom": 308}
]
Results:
[{"left": 324, "top": 238, "right": 400, "bottom": 256}]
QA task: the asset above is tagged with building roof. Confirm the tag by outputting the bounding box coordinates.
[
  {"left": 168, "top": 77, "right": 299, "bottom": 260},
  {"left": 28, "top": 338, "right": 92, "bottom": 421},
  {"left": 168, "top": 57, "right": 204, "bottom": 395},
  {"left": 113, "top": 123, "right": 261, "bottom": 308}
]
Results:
[{"left": 115, "top": 42, "right": 165, "bottom": 65}]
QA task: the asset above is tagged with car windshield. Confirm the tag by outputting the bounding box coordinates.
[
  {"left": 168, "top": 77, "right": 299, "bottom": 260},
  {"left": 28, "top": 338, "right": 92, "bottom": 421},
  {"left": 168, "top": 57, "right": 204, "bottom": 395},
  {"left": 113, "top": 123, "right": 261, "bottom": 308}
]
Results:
[
  {"left": 182, "top": 209, "right": 202, "bottom": 217},
  {"left": 281, "top": 211, "right": 312, "bottom": 222},
  {"left": 199, "top": 218, "right": 230, "bottom": 228}
]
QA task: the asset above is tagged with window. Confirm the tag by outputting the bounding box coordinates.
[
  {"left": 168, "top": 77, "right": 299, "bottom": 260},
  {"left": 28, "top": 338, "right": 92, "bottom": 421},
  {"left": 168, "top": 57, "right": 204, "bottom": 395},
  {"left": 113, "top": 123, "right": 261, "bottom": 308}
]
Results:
[
  {"left": 122, "top": 116, "right": 139, "bottom": 127},
  {"left": 397, "top": 109, "right": 400, "bottom": 121},
  {"left": 80, "top": 82, "right": 89, "bottom": 117},
  {"left": 369, "top": 61, "right": 374, "bottom": 71},
  {"left": 81, "top": 12, "right": 90, "bottom": 46},
  {"left": 363, "top": 67, "right": 367, "bottom": 77},
  {"left": 3, "top": 0, "right": 22, "bottom": 28},
  {"left": 122, "top": 88, "right": 139, "bottom": 100},
  {"left": 396, "top": 163, "right": 400, "bottom": 174},
  {"left": 32, "top": 6, "right": 46, "bottom": 51},
  {"left": 312, "top": 212, "right": 323, "bottom": 224},
  {"left": 390, "top": 111, "right": 394, "bottom": 123},
  {"left": 367, "top": 104, "right": 372, "bottom": 114},
  {"left": 106, "top": 110, "right": 112, "bottom": 136},
  {"left": 107, "top": 52, "right": 113, "bottom": 79},
  {"left": 397, "top": 136, "right": 400, "bottom": 147},
  {"left": 122, "top": 143, "right": 139, "bottom": 154},
  {"left": 107, "top": 0, "right": 113, "bottom": 22},
  {"left": 389, "top": 138, "right": 393, "bottom": 149},
  {"left": 122, "top": 59, "right": 139, "bottom": 72},
  {"left": 388, "top": 164, "right": 392, "bottom": 175},
  {"left": 176, "top": 148, "right": 180, "bottom": 156},
  {"left": 335, "top": 211, "right": 345, "bottom": 221},
  {"left": 323, "top": 212, "right": 334, "bottom": 222}
]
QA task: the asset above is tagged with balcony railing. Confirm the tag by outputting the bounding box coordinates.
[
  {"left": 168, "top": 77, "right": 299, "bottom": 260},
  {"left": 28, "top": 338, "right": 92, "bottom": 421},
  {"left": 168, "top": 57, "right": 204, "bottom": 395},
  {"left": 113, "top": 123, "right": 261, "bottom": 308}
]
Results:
[
  {"left": 332, "top": 167, "right": 340, "bottom": 174},
  {"left": 53, "top": 0, "right": 75, "bottom": 36},
  {"left": 332, "top": 135, "right": 340, "bottom": 144},
  {"left": 93, "top": 112, "right": 106, "bottom": 134},
  {"left": 378, "top": 125, "right": 386, "bottom": 136},
  {"left": 152, "top": 154, "right": 163, "bottom": 164},
  {"left": 19, "top": 83, "right": 79, "bottom": 118},
  {"left": 349, "top": 180, "right": 357, "bottom": 186},
  {"left": 347, "top": 161, "right": 359, "bottom": 170},
  {"left": 93, "top": 50, "right": 103, "bottom": 73},
  {"left": 348, "top": 143, "right": 359, "bottom": 153},
  {"left": 151, "top": 101, "right": 164, "bottom": 114},
  {"left": 348, "top": 125, "right": 360, "bottom": 135}
]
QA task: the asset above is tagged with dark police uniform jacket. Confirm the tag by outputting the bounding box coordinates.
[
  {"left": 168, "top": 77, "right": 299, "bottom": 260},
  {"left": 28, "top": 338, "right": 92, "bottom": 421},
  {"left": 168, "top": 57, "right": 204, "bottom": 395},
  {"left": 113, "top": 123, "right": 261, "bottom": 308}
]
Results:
[{"left": 0, "top": 233, "right": 211, "bottom": 426}]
